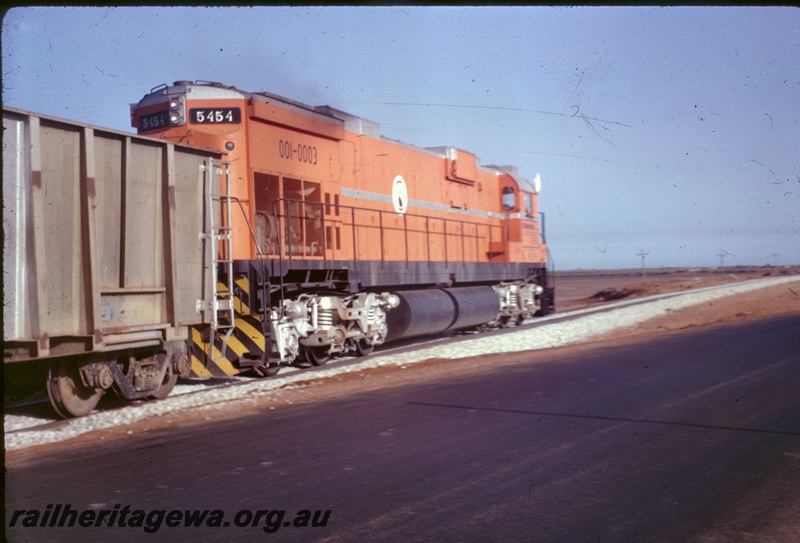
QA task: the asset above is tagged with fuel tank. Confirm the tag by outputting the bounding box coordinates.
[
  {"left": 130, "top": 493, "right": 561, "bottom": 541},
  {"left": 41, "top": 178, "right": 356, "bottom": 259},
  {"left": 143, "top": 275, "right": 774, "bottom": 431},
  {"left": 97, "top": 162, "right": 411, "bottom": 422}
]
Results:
[{"left": 385, "top": 286, "right": 500, "bottom": 342}]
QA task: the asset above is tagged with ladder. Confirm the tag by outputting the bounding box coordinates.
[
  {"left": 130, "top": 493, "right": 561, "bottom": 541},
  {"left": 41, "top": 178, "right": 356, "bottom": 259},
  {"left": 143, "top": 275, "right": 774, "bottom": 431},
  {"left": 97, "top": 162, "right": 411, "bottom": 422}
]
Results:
[{"left": 202, "top": 160, "right": 235, "bottom": 361}]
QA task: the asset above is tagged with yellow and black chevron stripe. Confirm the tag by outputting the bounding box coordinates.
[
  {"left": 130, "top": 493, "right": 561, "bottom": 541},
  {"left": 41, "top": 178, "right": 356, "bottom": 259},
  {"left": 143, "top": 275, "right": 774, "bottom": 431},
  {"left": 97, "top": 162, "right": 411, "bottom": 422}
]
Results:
[
  {"left": 230, "top": 275, "right": 252, "bottom": 314},
  {"left": 189, "top": 276, "right": 269, "bottom": 378}
]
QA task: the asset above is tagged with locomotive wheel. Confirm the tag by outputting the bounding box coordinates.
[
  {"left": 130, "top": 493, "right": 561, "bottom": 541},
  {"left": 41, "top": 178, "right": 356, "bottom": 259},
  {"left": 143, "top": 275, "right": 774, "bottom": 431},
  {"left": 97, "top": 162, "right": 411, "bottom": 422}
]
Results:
[
  {"left": 262, "top": 364, "right": 281, "bottom": 376},
  {"left": 254, "top": 361, "right": 281, "bottom": 377},
  {"left": 499, "top": 315, "right": 523, "bottom": 328},
  {"left": 46, "top": 360, "right": 104, "bottom": 418},
  {"left": 355, "top": 339, "right": 374, "bottom": 357},
  {"left": 304, "top": 346, "right": 331, "bottom": 366}
]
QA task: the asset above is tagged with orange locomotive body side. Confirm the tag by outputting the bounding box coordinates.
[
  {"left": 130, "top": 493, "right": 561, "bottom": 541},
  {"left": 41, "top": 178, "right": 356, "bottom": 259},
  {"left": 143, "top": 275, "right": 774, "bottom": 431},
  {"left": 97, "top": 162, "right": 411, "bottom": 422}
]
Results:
[{"left": 132, "top": 81, "right": 547, "bottom": 275}]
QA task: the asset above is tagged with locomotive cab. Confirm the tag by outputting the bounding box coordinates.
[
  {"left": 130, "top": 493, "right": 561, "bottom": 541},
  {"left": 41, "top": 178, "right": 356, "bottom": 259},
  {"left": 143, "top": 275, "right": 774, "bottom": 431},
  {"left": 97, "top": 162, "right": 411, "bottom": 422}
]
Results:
[{"left": 489, "top": 166, "right": 546, "bottom": 265}]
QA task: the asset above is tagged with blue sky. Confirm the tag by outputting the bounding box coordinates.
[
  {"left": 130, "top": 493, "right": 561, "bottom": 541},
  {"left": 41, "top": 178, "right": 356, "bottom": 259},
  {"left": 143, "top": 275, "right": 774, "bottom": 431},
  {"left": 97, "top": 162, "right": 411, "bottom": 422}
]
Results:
[{"left": 3, "top": 6, "right": 798, "bottom": 270}]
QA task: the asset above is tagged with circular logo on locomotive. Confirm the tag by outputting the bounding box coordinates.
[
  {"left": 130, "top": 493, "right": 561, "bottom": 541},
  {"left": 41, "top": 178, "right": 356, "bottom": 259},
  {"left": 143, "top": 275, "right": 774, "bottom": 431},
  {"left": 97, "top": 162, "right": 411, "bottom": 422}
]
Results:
[{"left": 392, "top": 175, "right": 408, "bottom": 214}]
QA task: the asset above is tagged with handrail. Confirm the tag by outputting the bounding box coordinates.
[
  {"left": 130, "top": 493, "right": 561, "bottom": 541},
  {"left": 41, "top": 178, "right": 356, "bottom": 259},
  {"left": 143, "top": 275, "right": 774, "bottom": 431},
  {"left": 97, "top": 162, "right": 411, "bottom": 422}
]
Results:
[
  {"left": 227, "top": 195, "right": 270, "bottom": 320},
  {"left": 269, "top": 197, "right": 516, "bottom": 270}
]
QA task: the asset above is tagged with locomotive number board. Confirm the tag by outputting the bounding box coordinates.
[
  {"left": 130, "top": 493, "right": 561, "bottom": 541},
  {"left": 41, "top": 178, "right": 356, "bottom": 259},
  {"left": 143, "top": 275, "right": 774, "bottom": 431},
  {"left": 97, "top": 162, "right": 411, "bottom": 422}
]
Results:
[
  {"left": 138, "top": 111, "right": 170, "bottom": 131},
  {"left": 190, "top": 107, "right": 242, "bottom": 124}
]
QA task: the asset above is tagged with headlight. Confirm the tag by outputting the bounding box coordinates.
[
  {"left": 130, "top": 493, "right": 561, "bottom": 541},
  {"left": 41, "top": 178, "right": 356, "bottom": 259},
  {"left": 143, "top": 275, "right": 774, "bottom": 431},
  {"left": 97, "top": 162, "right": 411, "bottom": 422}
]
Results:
[{"left": 168, "top": 96, "right": 185, "bottom": 126}]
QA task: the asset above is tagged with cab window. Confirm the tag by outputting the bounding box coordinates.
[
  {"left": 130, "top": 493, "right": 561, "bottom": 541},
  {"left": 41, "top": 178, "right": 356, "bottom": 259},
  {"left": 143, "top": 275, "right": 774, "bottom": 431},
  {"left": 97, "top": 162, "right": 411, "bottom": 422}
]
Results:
[{"left": 501, "top": 186, "right": 516, "bottom": 211}]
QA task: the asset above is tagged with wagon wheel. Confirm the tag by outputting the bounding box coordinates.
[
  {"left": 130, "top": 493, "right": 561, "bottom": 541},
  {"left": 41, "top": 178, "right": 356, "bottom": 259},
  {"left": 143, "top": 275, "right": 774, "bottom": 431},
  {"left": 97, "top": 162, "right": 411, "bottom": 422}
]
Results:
[
  {"left": 46, "top": 360, "right": 104, "bottom": 418},
  {"left": 355, "top": 339, "right": 374, "bottom": 357},
  {"left": 304, "top": 346, "right": 331, "bottom": 366},
  {"left": 148, "top": 364, "right": 178, "bottom": 400}
]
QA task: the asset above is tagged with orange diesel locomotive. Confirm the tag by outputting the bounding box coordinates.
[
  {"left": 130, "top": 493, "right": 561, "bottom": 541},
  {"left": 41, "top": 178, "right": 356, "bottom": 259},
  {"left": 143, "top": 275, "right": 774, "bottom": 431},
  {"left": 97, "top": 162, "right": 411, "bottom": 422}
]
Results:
[{"left": 131, "top": 80, "right": 554, "bottom": 378}]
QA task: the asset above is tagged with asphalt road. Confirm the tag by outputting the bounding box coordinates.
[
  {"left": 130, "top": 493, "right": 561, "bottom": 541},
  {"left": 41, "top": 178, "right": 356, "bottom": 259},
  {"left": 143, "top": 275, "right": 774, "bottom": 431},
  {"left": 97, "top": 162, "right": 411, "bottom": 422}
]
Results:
[{"left": 5, "top": 314, "right": 800, "bottom": 543}]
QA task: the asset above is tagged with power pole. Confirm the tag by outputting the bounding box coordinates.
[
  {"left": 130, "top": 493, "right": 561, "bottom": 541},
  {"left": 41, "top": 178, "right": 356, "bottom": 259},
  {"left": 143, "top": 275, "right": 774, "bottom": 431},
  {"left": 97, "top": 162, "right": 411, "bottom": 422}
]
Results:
[
  {"left": 718, "top": 249, "right": 734, "bottom": 268},
  {"left": 771, "top": 252, "right": 780, "bottom": 267},
  {"left": 636, "top": 250, "right": 649, "bottom": 280}
]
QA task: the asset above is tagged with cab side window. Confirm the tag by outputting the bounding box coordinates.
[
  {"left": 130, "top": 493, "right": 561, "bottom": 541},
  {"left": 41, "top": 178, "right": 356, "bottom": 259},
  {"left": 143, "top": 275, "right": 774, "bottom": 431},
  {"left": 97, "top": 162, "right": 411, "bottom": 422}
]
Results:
[
  {"left": 524, "top": 192, "right": 534, "bottom": 217},
  {"left": 501, "top": 186, "right": 516, "bottom": 211}
]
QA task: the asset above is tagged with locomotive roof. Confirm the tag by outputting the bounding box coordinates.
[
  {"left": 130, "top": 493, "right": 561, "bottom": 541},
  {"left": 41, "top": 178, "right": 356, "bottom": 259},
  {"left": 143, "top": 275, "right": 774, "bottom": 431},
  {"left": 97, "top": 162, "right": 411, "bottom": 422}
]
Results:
[{"left": 136, "top": 81, "right": 536, "bottom": 191}]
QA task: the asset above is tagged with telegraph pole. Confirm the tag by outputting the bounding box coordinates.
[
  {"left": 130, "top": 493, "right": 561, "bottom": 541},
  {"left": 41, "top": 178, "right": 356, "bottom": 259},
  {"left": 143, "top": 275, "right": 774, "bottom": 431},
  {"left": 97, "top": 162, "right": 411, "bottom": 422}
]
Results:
[
  {"left": 717, "top": 251, "right": 726, "bottom": 268},
  {"left": 636, "top": 250, "right": 649, "bottom": 280}
]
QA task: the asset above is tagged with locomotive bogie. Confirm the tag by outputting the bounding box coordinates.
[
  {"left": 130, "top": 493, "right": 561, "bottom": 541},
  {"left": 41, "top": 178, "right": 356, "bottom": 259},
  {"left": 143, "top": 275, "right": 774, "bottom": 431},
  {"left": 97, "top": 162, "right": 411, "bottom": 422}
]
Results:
[
  {"left": 494, "top": 281, "right": 545, "bottom": 324},
  {"left": 292, "top": 291, "right": 399, "bottom": 355}
]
